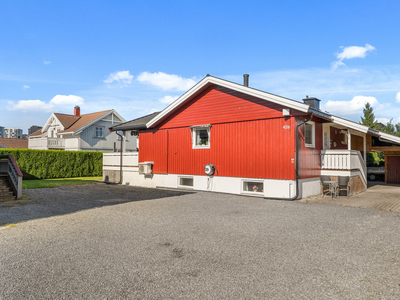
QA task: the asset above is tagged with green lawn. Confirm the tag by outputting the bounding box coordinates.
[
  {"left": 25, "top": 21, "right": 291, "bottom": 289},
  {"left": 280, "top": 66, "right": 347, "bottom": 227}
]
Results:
[{"left": 22, "top": 177, "right": 103, "bottom": 189}]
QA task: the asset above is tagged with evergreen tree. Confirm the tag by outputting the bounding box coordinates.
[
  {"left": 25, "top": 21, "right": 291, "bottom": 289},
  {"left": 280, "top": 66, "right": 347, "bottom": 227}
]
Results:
[
  {"left": 395, "top": 122, "right": 400, "bottom": 137},
  {"left": 383, "top": 119, "right": 396, "bottom": 135},
  {"left": 360, "top": 102, "right": 378, "bottom": 129}
]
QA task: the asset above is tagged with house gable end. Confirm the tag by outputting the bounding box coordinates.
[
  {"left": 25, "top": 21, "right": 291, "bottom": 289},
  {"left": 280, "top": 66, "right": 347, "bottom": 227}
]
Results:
[{"left": 157, "top": 85, "right": 305, "bottom": 129}]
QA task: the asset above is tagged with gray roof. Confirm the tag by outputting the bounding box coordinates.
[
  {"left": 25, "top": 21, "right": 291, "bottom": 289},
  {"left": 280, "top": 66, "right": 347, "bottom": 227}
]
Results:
[{"left": 110, "top": 112, "right": 160, "bottom": 131}]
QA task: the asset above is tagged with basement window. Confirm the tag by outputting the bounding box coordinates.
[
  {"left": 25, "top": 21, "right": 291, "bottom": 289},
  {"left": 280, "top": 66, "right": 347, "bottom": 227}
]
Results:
[
  {"left": 305, "top": 121, "right": 315, "bottom": 148},
  {"left": 242, "top": 181, "right": 264, "bottom": 194},
  {"left": 191, "top": 125, "right": 211, "bottom": 149},
  {"left": 179, "top": 177, "right": 194, "bottom": 188}
]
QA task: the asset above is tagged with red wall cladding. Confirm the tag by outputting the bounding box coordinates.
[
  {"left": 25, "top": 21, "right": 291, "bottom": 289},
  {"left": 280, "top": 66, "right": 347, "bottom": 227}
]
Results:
[
  {"left": 138, "top": 129, "right": 168, "bottom": 174},
  {"left": 158, "top": 85, "right": 303, "bottom": 129},
  {"left": 297, "top": 117, "right": 323, "bottom": 179},
  {"left": 139, "top": 117, "right": 296, "bottom": 180}
]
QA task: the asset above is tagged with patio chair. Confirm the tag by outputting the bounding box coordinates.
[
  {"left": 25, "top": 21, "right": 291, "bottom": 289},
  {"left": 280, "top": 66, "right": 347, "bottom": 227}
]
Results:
[
  {"left": 338, "top": 176, "right": 351, "bottom": 197},
  {"left": 320, "top": 175, "right": 331, "bottom": 196}
]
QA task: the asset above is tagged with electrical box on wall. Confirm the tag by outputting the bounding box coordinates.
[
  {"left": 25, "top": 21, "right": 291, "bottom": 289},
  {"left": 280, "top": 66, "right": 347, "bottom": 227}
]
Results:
[{"left": 139, "top": 162, "right": 153, "bottom": 175}]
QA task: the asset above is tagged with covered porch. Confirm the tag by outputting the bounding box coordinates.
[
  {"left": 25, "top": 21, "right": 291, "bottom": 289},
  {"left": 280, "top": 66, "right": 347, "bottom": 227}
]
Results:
[{"left": 319, "top": 121, "right": 370, "bottom": 195}]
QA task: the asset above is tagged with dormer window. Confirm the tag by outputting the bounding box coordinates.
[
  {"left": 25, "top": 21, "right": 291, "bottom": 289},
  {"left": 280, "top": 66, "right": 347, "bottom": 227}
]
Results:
[{"left": 190, "top": 125, "right": 211, "bottom": 149}]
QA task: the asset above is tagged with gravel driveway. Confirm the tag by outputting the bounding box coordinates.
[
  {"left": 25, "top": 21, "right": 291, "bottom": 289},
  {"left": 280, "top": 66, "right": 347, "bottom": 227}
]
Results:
[{"left": 1, "top": 183, "right": 400, "bottom": 299}]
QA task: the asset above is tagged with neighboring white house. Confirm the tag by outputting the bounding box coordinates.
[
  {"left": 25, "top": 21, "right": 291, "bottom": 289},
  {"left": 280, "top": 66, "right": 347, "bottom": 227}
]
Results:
[{"left": 28, "top": 106, "right": 137, "bottom": 151}]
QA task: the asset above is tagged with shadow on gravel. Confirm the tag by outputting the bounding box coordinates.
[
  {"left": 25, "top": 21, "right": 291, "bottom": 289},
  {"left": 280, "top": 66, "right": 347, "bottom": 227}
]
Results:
[{"left": 0, "top": 183, "right": 195, "bottom": 225}]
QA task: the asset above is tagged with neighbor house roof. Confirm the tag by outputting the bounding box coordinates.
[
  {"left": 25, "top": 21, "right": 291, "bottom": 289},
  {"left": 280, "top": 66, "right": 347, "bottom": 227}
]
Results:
[
  {"left": 29, "top": 109, "right": 125, "bottom": 138},
  {"left": 54, "top": 113, "right": 80, "bottom": 129},
  {"left": 109, "top": 112, "right": 161, "bottom": 131},
  {"left": 0, "top": 137, "right": 28, "bottom": 149},
  {"left": 58, "top": 110, "right": 111, "bottom": 134}
]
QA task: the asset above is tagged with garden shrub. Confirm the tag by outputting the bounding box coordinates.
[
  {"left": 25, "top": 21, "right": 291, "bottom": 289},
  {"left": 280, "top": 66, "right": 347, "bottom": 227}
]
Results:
[{"left": 0, "top": 149, "right": 102, "bottom": 179}]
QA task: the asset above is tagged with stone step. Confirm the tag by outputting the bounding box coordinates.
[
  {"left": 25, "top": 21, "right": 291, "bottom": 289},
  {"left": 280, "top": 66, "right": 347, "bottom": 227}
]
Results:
[{"left": 0, "top": 197, "right": 17, "bottom": 202}]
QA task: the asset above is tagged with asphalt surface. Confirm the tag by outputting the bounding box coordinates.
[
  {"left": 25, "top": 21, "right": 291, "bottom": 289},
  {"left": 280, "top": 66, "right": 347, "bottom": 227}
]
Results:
[{"left": 1, "top": 184, "right": 400, "bottom": 299}]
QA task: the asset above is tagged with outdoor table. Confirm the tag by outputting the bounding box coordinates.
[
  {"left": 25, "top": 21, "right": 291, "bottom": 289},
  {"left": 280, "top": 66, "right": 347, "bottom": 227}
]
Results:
[{"left": 322, "top": 180, "right": 339, "bottom": 198}]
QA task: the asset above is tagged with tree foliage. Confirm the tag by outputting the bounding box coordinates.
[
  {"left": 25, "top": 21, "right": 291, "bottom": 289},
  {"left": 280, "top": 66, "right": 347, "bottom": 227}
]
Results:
[{"left": 360, "top": 102, "right": 378, "bottom": 129}]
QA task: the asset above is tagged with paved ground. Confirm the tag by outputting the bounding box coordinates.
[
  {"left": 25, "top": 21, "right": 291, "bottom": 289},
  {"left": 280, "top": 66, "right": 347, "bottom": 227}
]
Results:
[
  {"left": 1, "top": 184, "right": 400, "bottom": 299},
  {"left": 303, "top": 182, "right": 400, "bottom": 212}
]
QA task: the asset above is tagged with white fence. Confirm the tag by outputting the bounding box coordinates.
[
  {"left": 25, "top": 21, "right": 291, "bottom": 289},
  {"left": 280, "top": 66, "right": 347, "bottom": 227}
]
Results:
[{"left": 103, "top": 152, "right": 139, "bottom": 182}]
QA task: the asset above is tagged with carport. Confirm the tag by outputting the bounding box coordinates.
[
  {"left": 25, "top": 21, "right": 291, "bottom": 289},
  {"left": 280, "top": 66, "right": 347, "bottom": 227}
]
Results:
[{"left": 368, "top": 133, "right": 400, "bottom": 184}]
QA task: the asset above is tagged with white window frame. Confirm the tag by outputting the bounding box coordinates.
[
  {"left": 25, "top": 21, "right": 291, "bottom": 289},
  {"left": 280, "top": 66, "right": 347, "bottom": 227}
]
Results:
[
  {"left": 241, "top": 180, "right": 264, "bottom": 195},
  {"left": 95, "top": 126, "right": 104, "bottom": 138},
  {"left": 304, "top": 121, "right": 315, "bottom": 148},
  {"left": 190, "top": 125, "right": 211, "bottom": 149}
]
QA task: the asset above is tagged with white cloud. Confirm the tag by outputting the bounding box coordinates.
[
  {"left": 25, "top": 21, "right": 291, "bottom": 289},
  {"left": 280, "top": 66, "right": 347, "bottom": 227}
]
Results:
[
  {"left": 8, "top": 100, "right": 51, "bottom": 112},
  {"left": 104, "top": 70, "right": 133, "bottom": 86},
  {"left": 396, "top": 91, "right": 400, "bottom": 103},
  {"left": 331, "top": 44, "right": 375, "bottom": 69},
  {"left": 324, "top": 95, "right": 379, "bottom": 115},
  {"left": 50, "top": 95, "right": 84, "bottom": 106},
  {"left": 43, "top": 60, "right": 51, "bottom": 65},
  {"left": 159, "top": 95, "right": 178, "bottom": 104},
  {"left": 375, "top": 117, "right": 391, "bottom": 124},
  {"left": 23, "top": 85, "right": 30, "bottom": 90},
  {"left": 137, "top": 72, "right": 197, "bottom": 91}
]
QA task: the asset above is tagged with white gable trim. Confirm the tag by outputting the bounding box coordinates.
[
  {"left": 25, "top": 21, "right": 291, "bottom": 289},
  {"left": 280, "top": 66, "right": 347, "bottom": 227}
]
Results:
[
  {"left": 42, "top": 113, "right": 60, "bottom": 133},
  {"left": 146, "top": 76, "right": 310, "bottom": 128}
]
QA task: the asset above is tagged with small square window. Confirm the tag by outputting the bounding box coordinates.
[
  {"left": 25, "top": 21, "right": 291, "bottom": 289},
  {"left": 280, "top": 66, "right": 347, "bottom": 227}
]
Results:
[
  {"left": 179, "top": 177, "right": 193, "bottom": 187},
  {"left": 191, "top": 125, "right": 210, "bottom": 149},
  {"left": 242, "top": 181, "right": 264, "bottom": 193}
]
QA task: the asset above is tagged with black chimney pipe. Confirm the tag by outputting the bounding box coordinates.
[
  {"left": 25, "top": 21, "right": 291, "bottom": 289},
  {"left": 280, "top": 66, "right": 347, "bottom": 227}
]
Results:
[{"left": 243, "top": 74, "right": 249, "bottom": 87}]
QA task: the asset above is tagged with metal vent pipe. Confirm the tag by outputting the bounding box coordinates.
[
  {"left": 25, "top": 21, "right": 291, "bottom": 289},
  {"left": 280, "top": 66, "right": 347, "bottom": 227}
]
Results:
[{"left": 243, "top": 74, "right": 249, "bottom": 87}]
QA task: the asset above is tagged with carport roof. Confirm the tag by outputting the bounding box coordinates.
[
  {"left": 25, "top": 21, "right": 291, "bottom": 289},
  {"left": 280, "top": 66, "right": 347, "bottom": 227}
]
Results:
[{"left": 109, "top": 112, "right": 160, "bottom": 131}]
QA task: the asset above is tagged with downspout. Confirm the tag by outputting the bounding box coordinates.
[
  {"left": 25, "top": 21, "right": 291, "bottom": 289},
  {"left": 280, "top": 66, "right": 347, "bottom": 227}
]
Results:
[
  {"left": 265, "top": 112, "right": 314, "bottom": 201},
  {"left": 116, "top": 131, "right": 123, "bottom": 184}
]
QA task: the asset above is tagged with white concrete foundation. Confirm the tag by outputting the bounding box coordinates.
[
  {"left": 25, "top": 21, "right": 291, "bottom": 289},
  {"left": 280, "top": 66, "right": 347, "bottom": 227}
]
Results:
[{"left": 103, "top": 153, "right": 322, "bottom": 199}]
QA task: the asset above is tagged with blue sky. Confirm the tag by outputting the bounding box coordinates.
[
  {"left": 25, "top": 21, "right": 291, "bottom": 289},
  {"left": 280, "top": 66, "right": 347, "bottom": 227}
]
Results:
[{"left": 1, "top": 0, "right": 400, "bottom": 133}]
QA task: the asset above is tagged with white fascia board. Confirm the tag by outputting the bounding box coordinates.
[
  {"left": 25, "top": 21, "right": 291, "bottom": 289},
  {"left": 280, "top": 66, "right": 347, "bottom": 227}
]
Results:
[
  {"left": 330, "top": 116, "right": 369, "bottom": 133},
  {"left": 378, "top": 132, "right": 400, "bottom": 145},
  {"left": 42, "top": 113, "right": 57, "bottom": 132},
  {"left": 109, "top": 110, "right": 126, "bottom": 123},
  {"left": 146, "top": 76, "right": 310, "bottom": 128},
  {"left": 74, "top": 110, "right": 113, "bottom": 134}
]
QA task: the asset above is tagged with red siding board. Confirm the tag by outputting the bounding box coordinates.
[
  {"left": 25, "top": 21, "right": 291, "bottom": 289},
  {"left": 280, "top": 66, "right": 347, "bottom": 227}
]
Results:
[
  {"left": 139, "top": 130, "right": 168, "bottom": 173},
  {"left": 138, "top": 86, "right": 313, "bottom": 180},
  {"left": 158, "top": 86, "right": 303, "bottom": 129},
  {"left": 142, "top": 117, "right": 296, "bottom": 180},
  {"left": 297, "top": 117, "right": 322, "bottom": 179}
]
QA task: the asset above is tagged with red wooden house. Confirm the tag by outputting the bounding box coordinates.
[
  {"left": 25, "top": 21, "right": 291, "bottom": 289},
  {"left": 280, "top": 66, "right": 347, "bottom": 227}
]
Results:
[{"left": 108, "top": 75, "right": 400, "bottom": 199}]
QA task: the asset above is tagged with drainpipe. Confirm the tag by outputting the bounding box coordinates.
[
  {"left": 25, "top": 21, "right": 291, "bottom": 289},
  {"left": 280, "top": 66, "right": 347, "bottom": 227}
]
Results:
[
  {"left": 265, "top": 112, "right": 314, "bottom": 201},
  {"left": 116, "top": 131, "right": 123, "bottom": 184}
]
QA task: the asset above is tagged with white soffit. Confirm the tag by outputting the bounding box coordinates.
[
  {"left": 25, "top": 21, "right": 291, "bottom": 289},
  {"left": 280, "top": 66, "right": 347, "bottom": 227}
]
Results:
[
  {"left": 146, "top": 76, "right": 310, "bottom": 128},
  {"left": 330, "top": 116, "right": 369, "bottom": 133},
  {"left": 378, "top": 132, "right": 400, "bottom": 145}
]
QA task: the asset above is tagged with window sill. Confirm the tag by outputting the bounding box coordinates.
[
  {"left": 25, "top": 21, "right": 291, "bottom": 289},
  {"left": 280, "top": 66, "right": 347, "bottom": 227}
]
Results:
[
  {"left": 305, "top": 143, "right": 315, "bottom": 148},
  {"left": 193, "top": 145, "right": 210, "bottom": 149},
  {"left": 94, "top": 137, "right": 106, "bottom": 139}
]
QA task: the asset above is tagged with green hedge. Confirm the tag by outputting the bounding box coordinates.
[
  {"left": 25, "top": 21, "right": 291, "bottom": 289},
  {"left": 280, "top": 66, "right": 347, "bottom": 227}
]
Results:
[{"left": 0, "top": 149, "right": 103, "bottom": 180}]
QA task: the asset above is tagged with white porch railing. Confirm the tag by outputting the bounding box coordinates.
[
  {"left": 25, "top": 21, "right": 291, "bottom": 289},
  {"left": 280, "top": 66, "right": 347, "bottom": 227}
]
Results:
[
  {"left": 47, "top": 138, "right": 65, "bottom": 148},
  {"left": 321, "top": 150, "right": 367, "bottom": 187}
]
